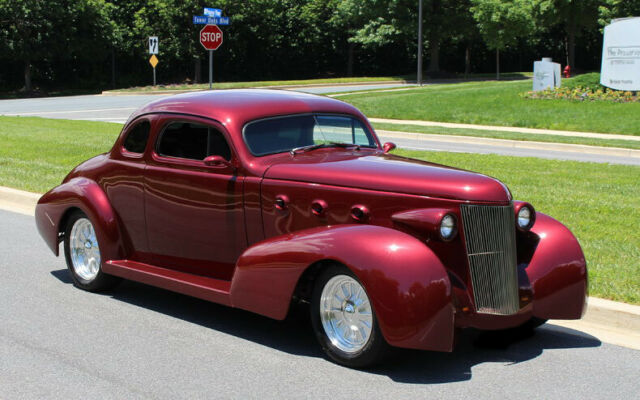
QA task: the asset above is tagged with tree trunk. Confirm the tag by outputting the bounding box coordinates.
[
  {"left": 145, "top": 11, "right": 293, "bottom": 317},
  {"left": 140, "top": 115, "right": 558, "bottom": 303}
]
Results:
[
  {"left": 567, "top": 14, "right": 576, "bottom": 69},
  {"left": 195, "top": 58, "right": 202, "bottom": 83},
  {"left": 427, "top": 30, "right": 440, "bottom": 73},
  {"left": 24, "top": 61, "right": 32, "bottom": 92},
  {"left": 347, "top": 42, "right": 355, "bottom": 77},
  {"left": 465, "top": 46, "right": 471, "bottom": 77},
  {"left": 111, "top": 48, "right": 116, "bottom": 89},
  {"left": 496, "top": 49, "right": 500, "bottom": 81}
]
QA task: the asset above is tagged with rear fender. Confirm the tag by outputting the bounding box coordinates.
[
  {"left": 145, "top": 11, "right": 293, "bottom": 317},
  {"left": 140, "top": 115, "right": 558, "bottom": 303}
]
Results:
[
  {"left": 528, "top": 213, "right": 587, "bottom": 319},
  {"left": 230, "top": 224, "right": 454, "bottom": 351},
  {"left": 35, "top": 177, "right": 127, "bottom": 261}
]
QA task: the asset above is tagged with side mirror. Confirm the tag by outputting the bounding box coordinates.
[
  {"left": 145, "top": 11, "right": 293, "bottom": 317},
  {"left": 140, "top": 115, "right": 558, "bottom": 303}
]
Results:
[
  {"left": 383, "top": 142, "right": 396, "bottom": 153},
  {"left": 203, "top": 155, "right": 233, "bottom": 168}
]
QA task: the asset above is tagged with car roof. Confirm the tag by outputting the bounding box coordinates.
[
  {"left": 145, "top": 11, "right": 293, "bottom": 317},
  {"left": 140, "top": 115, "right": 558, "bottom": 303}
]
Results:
[{"left": 127, "top": 89, "right": 365, "bottom": 127}]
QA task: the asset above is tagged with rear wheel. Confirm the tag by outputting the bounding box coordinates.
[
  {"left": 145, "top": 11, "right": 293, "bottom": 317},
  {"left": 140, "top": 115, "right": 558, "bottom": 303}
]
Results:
[
  {"left": 63, "top": 210, "right": 119, "bottom": 291},
  {"left": 310, "top": 265, "right": 388, "bottom": 368}
]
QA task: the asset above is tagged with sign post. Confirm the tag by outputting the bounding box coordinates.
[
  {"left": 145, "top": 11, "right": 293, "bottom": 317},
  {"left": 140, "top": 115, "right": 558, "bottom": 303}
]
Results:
[
  {"left": 199, "top": 24, "right": 224, "bottom": 89},
  {"left": 194, "top": 8, "right": 230, "bottom": 89},
  {"left": 148, "top": 36, "right": 159, "bottom": 86}
]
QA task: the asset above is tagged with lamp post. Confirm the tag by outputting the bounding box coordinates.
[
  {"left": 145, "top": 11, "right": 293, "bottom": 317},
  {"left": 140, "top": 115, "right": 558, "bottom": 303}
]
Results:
[{"left": 417, "top": 0, "right": 423, "bottom": 86}]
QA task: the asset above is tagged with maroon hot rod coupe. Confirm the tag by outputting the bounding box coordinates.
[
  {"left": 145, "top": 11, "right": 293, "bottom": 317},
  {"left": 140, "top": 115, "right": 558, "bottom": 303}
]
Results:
[{"left": 35, "top": 90, "right": 587, "bottom": 367}]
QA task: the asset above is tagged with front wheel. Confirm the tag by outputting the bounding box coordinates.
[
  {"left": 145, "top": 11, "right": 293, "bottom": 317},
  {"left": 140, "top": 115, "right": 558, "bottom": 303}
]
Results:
[
  {"left": 310, "top": 265, "right": 389, "bottom": 368},
  {"left": 63, "top": 210, "right": 119, "bottom": 291}
]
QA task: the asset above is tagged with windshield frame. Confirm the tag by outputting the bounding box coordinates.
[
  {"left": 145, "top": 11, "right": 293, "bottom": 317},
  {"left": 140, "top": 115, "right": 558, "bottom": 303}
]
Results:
[{"left": 241, "top": 113, "right": 380, "bottom": 157}]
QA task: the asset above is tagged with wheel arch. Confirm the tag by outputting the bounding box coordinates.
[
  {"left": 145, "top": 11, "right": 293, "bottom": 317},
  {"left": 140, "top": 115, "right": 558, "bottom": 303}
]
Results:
[{"left": 230, "top": 224, "right": 455, "bottom": 351}]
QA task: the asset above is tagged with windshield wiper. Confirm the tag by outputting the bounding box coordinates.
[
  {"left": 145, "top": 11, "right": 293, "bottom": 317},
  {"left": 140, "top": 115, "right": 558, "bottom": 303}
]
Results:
[{"left": 290, "top": 142, "right": 360, "bottom": 155}]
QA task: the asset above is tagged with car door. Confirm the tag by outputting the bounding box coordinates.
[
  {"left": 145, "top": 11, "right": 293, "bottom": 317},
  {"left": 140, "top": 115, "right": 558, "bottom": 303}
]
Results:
[
  {"left": 143, "top": 115, "right": 246, "bottom": 281},
  {"left": 102, "top": 118, "right": 152, "bottom": 256}
]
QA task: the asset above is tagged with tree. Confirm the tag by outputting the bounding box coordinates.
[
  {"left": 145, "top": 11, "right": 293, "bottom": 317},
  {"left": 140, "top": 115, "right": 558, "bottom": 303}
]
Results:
[
  {"left": 0, "top": 0, "right": 114, "bottom": 91},
  {"left": 471, "top": 0, "right": 535, "bottom": 79},
  {"left": 599, "top": 0, "right": 640, "bottom": 26},
  {"left": 535, "top": 0, "right": 601, "bottom": 70}
]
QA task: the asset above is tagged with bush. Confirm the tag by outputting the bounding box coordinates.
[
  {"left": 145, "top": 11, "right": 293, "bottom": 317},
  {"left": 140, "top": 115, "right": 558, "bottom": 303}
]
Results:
[
  {"left": 564, "top": 72, "right": 603, "bottom": 91},
  {"left": 523, "top": 85, "right": 638, "bottom": 103}
]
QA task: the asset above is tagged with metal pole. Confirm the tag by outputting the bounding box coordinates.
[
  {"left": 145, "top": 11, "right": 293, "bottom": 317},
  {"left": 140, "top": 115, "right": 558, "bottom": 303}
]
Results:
[
  {"left": 417, "top": 0, "right": 423, "bottom": 86},
  {"left": 153, "top": 67, "right": 156, "bottom": 86},
  {"left": 209, "top": 50, "right": 213, "bottom": 89}
]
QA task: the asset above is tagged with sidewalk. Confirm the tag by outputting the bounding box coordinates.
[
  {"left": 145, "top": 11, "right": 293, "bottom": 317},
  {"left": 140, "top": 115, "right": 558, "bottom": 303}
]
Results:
[{"left": 2, "top": 185, "right": 639, "bottom": 350}]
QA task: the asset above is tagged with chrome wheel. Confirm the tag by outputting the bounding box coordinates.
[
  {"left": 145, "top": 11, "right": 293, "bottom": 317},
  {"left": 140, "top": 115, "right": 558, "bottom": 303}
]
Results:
[
  {"left": 320, "top": 275, "right": 373, "bottom": 354},
  {"left": 69, "top": 218, "right": 101, "bottom": 281}
]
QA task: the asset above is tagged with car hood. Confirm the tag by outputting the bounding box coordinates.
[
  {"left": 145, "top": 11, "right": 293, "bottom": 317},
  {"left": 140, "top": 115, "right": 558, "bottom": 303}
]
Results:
[{"left": 263, "top": 152, "right": 511, "bottom": 203}]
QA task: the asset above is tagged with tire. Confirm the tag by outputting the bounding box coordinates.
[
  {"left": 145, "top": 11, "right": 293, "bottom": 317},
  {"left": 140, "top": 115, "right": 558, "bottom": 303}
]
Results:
[
  {"left": 63, "top": 210, "right": 119, "bottom": 292},
  {"left": 310, "top": 265, "right": 389, "bottom": 368}
]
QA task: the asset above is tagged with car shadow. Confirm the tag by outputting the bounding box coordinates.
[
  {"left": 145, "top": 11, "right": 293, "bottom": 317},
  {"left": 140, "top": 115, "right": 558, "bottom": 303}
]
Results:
[{"left": 50, "top": 268, "right": 602, "bottom": 383}]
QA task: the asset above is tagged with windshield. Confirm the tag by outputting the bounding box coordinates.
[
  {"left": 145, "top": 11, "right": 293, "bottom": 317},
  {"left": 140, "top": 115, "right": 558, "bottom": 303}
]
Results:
[{"left": 243, "top": 114, "right": 377, "bottom": 156}]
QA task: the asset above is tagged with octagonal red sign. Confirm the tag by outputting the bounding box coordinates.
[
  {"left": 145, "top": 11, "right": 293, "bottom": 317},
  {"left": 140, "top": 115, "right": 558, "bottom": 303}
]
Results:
[{"left": 200, "top": 24, "right": 223, "bottom": 50}]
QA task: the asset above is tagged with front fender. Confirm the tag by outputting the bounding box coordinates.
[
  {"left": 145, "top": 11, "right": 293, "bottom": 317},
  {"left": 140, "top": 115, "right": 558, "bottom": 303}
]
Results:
[
  {"left": 528, "top": 213, "right": 587, "bottom": 319},
  {"left": 35, "top": 177, "right": 127, "bottom": 261},
  {"left": 230, "top": 224, "right": 454, "bottom": 352}
]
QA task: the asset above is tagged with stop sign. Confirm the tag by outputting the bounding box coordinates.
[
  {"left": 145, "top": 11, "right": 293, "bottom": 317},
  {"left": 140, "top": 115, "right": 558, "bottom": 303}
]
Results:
[{"left": 200, "top": 24, "right": 223, "bottom": 50}]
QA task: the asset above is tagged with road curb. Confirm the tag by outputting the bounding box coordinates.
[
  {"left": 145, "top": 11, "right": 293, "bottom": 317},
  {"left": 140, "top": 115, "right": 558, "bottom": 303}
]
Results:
[
  {"left": 376, "top": 129, "right": 640, "bottom": 159},
  {"left": 0, "top": 186, "right": 39, "bottom": 216},
  {"left": 370, "top": 117, "right": 640, "bottom": 142},
  {"left": 1, "top": 184, "right": 638, "bottom": 348}
]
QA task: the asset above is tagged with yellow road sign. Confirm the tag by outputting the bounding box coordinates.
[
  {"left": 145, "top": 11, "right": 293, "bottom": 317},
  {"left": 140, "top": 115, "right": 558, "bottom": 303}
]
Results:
[{"left": 149, "top": 55, "right": 159, "bottom": 68}]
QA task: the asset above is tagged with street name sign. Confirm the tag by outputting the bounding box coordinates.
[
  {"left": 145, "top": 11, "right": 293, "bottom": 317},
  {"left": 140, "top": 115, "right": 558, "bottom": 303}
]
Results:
[
  {"left": 601, "top": 17, "right": 640, "bottom": 91},
  {"left": 192, "top": 16, "right": 229, "bottom": 25},
  {"left": 200, "top": 25, "right": 223, "bottom": 51},
  {"left": 148, "top": 36, "right": 158, "bottom": 55},
  {"left": 204, "top": 8, "right": 222, "bottom": 17}
]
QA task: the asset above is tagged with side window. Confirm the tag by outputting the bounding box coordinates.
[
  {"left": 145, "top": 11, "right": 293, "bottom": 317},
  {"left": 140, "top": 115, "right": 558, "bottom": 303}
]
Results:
[
  {"left": 157, "top": 122, "right": 231, "bottom": 161},
  {"left": 123, "top": 121, "right": 151, "bottom": 153},
  {"left": 313, "top": 116, "right": 374, "bottom": 147}
]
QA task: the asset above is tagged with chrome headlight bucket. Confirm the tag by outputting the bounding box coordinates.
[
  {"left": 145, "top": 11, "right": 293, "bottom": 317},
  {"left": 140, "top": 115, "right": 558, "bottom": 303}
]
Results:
[
  {"left": 514, "top": 202, "right": 536, "bottom": 231},
  {"left": 439, "top": 213, "right": 458, "bottom": 241}
]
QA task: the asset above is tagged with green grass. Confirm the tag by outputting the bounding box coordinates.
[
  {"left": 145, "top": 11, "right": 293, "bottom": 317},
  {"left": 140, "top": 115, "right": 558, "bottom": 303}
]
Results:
[
  {"left": 372, "top": 122, "right": 640, "bottom": 150},
  {"left": 0, "top": 117, "right": 121, "bottom": 192},
  {"left": 0, "top": 116, "right": 637, "bottom": 304},
  {"left": 396, "top": 148, "right": 640, "bottom": 305},
  {"left": 340, "top": 78, "right": 640, "bottom": 135},
  {"left": 111, "top": 76, "right": 410, "bottom": 92}
]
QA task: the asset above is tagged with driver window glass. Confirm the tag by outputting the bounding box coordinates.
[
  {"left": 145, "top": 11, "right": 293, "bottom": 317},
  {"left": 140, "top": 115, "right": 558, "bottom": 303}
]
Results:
[
  {"left": 157, "top": 122, "right": 231, "bottom": 161},
  {"left": 123, "top": 121, "right": 151, "bottom": 153}
]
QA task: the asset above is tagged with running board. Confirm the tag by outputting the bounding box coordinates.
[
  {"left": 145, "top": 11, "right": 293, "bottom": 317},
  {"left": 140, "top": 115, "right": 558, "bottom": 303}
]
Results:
[{"left": 103, "top": 260, "right": 232, "bottom": 306}]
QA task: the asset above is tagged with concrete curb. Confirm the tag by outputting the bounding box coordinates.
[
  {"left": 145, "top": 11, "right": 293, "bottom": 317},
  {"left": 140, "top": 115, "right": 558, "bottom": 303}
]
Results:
[
  {"left": 376, "top": 129, "right": 640, "bottom": 159},
  {"left": 1, "top": 184, "right": 638, "bottom": 349},
  {"left": 100, "top": 80, "right": 410, "bottom": 96},
  {"left": 370, "top": 117, "right": 640, "bottom": 142}
]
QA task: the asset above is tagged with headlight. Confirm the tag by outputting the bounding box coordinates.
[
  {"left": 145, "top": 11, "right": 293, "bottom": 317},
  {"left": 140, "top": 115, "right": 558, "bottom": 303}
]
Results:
[
  {"left": 517, "top": 206, "right": 533, "bottom": 230},
  {"left": 440, "top": 214, "right": 457, "bottom": 241}
]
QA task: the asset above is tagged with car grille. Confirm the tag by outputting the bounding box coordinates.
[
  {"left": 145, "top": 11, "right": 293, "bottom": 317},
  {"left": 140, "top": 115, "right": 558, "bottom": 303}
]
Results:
[{"left": 460, "top": 204, "right": 519, "bottom": 315}]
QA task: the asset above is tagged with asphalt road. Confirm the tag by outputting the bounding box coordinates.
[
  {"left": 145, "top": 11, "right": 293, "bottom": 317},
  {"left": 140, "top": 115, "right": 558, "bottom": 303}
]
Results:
[
  {"left": 1, "top": 208, "right": 639, "bottom": 399},
  {"left": 0, "top": 86, "right": 638, "bottom": 165}
]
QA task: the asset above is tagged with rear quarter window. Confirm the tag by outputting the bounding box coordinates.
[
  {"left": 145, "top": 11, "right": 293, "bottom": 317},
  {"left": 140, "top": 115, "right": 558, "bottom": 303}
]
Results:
[{"left": 123, "top": 121, "right": 151, "bottom": 153}]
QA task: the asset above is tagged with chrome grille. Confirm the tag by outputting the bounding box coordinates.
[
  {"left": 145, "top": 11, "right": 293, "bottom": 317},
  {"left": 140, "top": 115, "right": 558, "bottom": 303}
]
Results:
[{"left": 460, "top": 204, "right": 519, "bottom": 315}]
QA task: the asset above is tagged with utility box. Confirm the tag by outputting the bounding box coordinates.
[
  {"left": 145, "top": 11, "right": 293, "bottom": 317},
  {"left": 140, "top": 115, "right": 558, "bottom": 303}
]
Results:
[{"left": 533, "top": 58, "right": 561, "bottom": 91}]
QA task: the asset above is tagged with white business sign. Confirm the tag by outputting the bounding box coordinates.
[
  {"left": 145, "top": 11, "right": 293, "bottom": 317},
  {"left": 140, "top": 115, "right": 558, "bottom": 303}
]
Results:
[
  {"left": 601, "top": 17, "right": 640, "bottom": 91},
  {"left": 148, "top": 36, "right": 159, "bottom": 55},
  {"left": 533, "top": 58, "right": 561, "bottom": 91}
]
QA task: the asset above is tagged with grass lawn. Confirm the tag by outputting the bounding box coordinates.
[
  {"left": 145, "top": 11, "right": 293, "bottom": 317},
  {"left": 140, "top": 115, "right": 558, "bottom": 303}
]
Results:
[
  {"left": 0, "top": 117, "right": 121, "bottom": 192},
  {"left": 372, "top": 122, "right": 640, "bottom": 150},
  {"left": 340, "top": 78, "right": 640, "bottom": 135},
  {"left": 1, "top": 116, "right": 638, "bottom": 304},
  {"left": 111, "top": 76, "right": 410, "bottom": 92}
]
